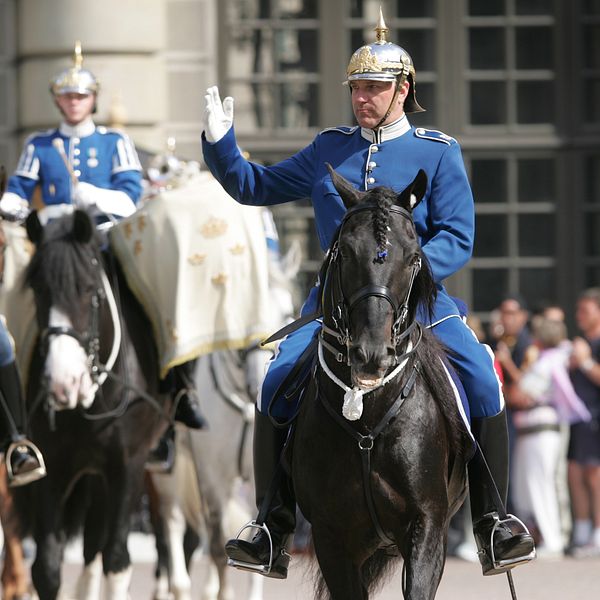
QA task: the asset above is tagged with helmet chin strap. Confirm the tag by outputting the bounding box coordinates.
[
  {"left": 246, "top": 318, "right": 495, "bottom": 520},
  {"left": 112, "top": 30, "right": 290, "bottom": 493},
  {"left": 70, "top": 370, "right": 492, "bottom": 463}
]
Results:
[{"left": 373, "top": 76, "right": 404, "bottom": 132}]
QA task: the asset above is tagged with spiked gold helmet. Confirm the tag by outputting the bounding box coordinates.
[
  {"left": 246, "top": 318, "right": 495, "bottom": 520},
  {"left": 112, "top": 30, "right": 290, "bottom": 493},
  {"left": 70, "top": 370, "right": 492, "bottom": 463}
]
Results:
[
  {"left": 50, "top": 41, "right": 99, "bottom": 96},
  {"left": 346, "top": 8, "right": 424, "bottom": 113}
]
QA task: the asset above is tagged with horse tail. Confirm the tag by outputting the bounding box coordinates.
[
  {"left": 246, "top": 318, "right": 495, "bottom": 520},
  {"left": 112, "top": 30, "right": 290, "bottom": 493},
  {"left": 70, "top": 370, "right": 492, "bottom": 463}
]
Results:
[
  {"left": 360, "top": 550, "right": 398, "bottom": 595},
  {"left": 311, "top": 547, "right": 399, "bottom": 599},
  {"left": 415, "top": 331, "right": 468, "bottom": 458}
]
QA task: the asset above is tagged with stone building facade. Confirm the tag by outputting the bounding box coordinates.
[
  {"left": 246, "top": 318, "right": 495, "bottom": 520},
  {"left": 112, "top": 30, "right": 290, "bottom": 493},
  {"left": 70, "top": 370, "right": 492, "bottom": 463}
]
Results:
[{"left": 1, "top": 0, "right": 599, "bottom": 324}]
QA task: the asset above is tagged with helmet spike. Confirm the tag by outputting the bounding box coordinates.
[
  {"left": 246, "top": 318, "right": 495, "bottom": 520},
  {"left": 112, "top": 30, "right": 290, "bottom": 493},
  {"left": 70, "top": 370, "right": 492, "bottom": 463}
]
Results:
[
  {"left": 74, "top": 40, "right": 83, "bottom": 69},
  {"left": 374, "top": 6, "right": 389, "bottom": 43},
  {"left": 50, "top": 40, "right": 99, "bottom": 96}
]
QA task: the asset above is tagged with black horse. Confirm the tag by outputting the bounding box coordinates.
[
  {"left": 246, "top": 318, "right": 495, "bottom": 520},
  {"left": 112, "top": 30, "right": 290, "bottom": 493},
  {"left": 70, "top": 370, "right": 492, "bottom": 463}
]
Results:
[
  {"left": 292, "top": 167, "right": 473, "bottom": 600},
  {"left": 19, "top": 209, "right": 169, "bottom": 600}
]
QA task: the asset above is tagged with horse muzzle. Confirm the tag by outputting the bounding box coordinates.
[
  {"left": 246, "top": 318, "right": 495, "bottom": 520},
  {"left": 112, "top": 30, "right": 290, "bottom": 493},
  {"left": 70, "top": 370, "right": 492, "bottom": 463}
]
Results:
[{"left": 349, "top": 344, "right": 396, "bottom": 389}]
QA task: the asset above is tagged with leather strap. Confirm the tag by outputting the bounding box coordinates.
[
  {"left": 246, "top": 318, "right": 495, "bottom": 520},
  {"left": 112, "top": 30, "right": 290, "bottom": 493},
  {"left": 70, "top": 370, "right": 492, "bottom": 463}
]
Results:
[{"left": 318, "top": 362, "right": 419, "bottom": 548}]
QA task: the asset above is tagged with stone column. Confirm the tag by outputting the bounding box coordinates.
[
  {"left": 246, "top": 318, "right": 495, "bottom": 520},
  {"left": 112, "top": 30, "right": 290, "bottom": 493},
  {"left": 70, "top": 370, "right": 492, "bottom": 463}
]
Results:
[{"left": 16, "top": 0, "right": 168, "bottom": 150}]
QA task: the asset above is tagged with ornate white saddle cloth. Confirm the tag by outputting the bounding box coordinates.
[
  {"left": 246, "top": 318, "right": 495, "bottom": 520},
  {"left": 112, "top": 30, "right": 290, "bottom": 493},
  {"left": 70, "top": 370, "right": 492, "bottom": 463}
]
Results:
[{"left": 109, "top": 172, "right": 272, "bottom": 378}]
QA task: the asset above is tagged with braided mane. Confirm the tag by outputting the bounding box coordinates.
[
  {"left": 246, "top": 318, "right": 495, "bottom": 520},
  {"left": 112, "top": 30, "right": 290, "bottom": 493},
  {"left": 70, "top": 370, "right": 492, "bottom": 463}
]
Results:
[{"left": 370, "top": 187, "right": 393, "bottom": 263}]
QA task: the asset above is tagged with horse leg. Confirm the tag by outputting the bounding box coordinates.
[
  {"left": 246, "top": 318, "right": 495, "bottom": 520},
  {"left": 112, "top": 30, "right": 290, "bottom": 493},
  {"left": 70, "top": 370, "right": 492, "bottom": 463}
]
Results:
[
  {"left": 74, "top": 494, "right": 107, "bottom": 600},
  {"left": 165, "top": 503, "right": 192, "bottom": 600},
  {"left": 100, "top": 465, "right": 136, "bottom": 600},
  {"left": 202, "top": 505, "right": 231, "bottom": 600},
  {"left": 402, "top": 514, "right": 448, "bottom": 600},
  {"left": 145, "top": 472, "right": 171, "bottom": 600},
  {"left": 247, "top": 573, "right": 264, "bottom": 600},
  {"left": 312, "top": 530, "right": 368, "bottom": 600},
  {"left": 31, "top": 516, "right": 64, "bottom": 600},
  {"left": 0, "top": 464, "right": 30, "bottom": 600},
  {"left": 73, "top": 554, "right": 102, "bottom": 600}
]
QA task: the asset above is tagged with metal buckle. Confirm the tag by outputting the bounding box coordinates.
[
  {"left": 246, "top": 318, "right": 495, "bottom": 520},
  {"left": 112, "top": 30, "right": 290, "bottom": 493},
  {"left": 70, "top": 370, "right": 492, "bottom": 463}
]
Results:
[
  {"left": 227, "top": 521, "right": 275, "bottom": 575},
  {"left": 5, "top": 440, "right": 47, "bottom": 487}
]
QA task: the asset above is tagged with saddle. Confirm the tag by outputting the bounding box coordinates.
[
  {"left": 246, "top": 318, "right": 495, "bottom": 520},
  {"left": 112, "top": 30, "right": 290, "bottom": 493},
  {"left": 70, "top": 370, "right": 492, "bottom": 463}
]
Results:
[{"left": 266, "top": 331, "right": 319, "bottom": 429}]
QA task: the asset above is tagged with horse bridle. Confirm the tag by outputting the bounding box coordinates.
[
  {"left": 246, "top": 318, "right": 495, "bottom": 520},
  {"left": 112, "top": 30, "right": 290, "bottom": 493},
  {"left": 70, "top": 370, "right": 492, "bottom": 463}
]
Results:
[
  {"left": 320, "top": 202, "right": 422, "bottom": 366},
  {"left": 35, "top": 255, "right": 170, "bottom": 425},
  {"left": 39, "top": 258, "right": 104, "bottom": 390}
]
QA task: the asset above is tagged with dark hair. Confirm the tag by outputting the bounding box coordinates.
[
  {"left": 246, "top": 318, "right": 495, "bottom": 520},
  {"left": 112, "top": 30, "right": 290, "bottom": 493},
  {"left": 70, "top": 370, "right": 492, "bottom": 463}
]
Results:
[
  {"left": 500, "top": 293, "right": 528, "bottom": 311},
  {"left": 579, "top": 287, "right": 600, "bottom": 308}
]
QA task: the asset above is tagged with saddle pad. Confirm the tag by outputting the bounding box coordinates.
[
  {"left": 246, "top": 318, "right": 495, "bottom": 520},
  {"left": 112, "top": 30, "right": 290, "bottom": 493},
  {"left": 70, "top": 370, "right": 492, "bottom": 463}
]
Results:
[
  {"left": 110, "top": 172, "right": 272, "bottom": 378},
  {"left": 441, "top": 358, "right": 474, "bottom": 439},
  {"left": 0, "top": 221, "right": 38, "bottom": 380}
]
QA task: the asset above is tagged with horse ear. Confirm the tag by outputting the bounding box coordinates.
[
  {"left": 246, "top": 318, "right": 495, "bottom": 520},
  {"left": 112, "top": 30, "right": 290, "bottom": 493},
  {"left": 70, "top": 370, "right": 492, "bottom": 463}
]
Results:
[
  {"left": 72, "top": 209, "right": 94, "bottom": 244},
  {"left": 325, "top": 163, "right": 364, "bottom": 209},
  {"left": 25, "top": 211, "right": 44, "bottom": 245},
  {"left": 396, "top": 169, "right": 428, "bottom": 212}
]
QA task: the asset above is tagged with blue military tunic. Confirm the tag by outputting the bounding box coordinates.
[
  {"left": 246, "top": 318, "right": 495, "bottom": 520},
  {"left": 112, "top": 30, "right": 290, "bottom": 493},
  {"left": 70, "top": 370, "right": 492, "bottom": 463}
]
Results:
[
  {"left": 202, "top": 116, "right": 503, "bottom": 420},
  {"left": 7, "top": 118, "right": 142, "bottom": 207}
]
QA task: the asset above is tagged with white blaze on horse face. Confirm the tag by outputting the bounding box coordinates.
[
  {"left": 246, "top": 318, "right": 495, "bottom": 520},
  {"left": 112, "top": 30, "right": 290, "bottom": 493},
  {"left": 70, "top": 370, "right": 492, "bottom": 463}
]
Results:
[{"left": 45, "top": 307, "right": 95, "bottom": 410}]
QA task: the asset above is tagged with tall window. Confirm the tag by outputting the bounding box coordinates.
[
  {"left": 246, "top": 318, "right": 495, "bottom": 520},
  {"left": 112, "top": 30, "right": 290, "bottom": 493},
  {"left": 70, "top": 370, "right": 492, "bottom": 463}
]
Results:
[
  {"left": 583, "top": 152, "right": 600, "bottom": 286},
  {"left": 581, "top": 1, "right": 600, "bottom": 126},
  {"left": 469, "top": 155, "right": 557, "bottom": 313},
  {"left": 465, "top": 0, "right": 556, "bottom": 129},
  {"left": 224, "top": 0, "right": 320, "bottom": 135}
]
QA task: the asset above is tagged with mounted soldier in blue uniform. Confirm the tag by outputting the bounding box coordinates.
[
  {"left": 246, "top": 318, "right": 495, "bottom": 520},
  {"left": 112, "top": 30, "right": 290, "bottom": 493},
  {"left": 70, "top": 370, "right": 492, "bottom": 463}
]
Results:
[
  {"left": 0, "top": 43, "right": 206, "bottom": 449},
  {"left": 204, "top": 10, "right": 535, "bottom": 580}
]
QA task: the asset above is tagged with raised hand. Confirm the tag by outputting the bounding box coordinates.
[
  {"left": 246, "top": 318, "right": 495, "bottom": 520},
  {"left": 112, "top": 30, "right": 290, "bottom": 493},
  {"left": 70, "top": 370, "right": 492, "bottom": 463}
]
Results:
[{"left": 204, "top": 86, "right": 234, "bottom": 143}]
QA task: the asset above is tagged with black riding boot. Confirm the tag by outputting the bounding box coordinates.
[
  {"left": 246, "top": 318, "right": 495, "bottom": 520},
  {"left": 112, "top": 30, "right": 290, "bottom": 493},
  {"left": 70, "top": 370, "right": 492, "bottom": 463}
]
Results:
[
  {"left": 0, "top": 361, "right": 46, "bottom": 487},
  {"left": 469, "top": 408, "right": 535, "bottom": 575},
  {"left": 171, "top": 360, "right": 208, "bottom": 430},
  {"left": 225, "top": 409, "right": 296, "bottom": 579},
  {"left": 145, "top": 425, "right": 176, "bottom": 473}
]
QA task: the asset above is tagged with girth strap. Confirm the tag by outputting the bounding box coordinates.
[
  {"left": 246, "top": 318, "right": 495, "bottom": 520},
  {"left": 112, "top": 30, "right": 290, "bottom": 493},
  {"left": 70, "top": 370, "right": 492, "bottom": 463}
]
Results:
[{"left": 318, "top": 362, "right": 420, "bottom": 548}]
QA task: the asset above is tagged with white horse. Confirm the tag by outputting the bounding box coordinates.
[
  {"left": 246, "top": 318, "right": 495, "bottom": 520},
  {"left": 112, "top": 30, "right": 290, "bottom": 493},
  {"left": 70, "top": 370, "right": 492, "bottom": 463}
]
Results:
[{"left": 149, "top": 240, "right": 301, "bottom": 600}]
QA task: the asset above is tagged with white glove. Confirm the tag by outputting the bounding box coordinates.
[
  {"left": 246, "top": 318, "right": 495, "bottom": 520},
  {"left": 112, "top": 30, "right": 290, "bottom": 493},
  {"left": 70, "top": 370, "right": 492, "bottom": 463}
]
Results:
[
  {"left": 0, "top": 192, "right": 29, "bottom": 220},
  {"left": 74, "top": 182, "right": 136, "bottom": 218},
  {"left": 204, "top": 86, "right": 234, "bottom": 143},
  {"left": 73, "top": 181, "right": 98, "bottom": 208}
]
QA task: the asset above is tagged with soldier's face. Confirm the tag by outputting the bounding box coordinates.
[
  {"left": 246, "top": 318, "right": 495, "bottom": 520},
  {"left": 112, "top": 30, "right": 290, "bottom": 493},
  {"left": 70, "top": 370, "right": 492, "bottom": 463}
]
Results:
[
  {"left": 350, "top": 79, "right": 409, "bottom": 129},
  {"left": 55, "top": 93, "right": 95, "bottom": 125}
]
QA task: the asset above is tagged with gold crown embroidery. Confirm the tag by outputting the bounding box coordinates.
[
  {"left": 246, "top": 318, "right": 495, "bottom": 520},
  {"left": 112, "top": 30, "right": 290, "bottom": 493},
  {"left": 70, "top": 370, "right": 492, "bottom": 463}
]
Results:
[
  {"left": 133, "top": 240, "right": 143, "bottom": 256},
  {"left": 137, "top": 214, "right": 147, "bottom": 232},
  {"left": 187, "top": 253, "right": 206, "bottom": 266},
  {"left": 123, "top": 222, "right": 133, "bottom": 239},
  {"left": 211, "top": 273, "right": 228, "bottom": 286},
  {"left": 200, "top": 216, "right": 228, "bottom": 238},
  {"left": 229, "top": 243, "right": 246, "bottom": 255}
]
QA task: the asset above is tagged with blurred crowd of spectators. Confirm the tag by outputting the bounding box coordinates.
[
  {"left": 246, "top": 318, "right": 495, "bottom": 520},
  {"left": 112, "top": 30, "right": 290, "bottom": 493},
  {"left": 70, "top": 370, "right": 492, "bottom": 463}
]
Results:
[{"left": 451, "top": 288, "right": 600, "bottom": 561}]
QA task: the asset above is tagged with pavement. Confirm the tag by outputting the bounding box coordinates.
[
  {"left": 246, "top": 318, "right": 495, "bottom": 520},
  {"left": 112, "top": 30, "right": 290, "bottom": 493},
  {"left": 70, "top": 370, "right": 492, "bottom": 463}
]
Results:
[{"left": 54, "top": 533, "right": 600, "bottom": 599}]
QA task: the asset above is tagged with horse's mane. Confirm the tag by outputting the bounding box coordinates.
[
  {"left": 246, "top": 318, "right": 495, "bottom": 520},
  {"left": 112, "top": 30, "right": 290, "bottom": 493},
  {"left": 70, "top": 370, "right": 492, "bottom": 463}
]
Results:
[
  {"left": 366, "top": 188, "right": 438, "bottom": 321},
  {"left": 24, "top": 214, "right": 102, "bottom": 321},
  {"left": 413, "top": 329, "right": 469, "bottom": 456}
]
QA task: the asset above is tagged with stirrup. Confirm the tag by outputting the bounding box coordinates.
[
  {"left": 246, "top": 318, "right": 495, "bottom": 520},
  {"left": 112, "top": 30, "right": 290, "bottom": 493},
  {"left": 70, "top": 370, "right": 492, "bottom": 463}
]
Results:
[
  {"left": 227, "top": 520, "right": 290, "bottom": 576},
  {"left": 5, "top": 440, "right": 47, "bottom": 487},
  {"left": 483, "top": 513, "right": 536, "bottom": 573}
]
